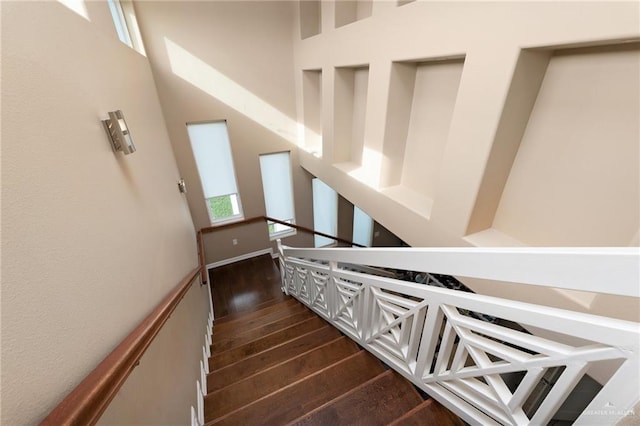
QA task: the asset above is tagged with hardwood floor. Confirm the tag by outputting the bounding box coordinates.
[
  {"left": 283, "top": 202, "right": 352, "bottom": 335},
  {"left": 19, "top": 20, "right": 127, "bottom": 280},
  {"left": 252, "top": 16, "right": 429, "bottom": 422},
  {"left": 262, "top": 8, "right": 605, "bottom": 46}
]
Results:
[
  {"left": 205, "top": 297, "right": 465, "bottom": 426},
  {"left": 209, "top": 254, "right": 284, "bottom": 319},
  {"left": 205, "top": 254, "right": 464, "bottom": 426}
]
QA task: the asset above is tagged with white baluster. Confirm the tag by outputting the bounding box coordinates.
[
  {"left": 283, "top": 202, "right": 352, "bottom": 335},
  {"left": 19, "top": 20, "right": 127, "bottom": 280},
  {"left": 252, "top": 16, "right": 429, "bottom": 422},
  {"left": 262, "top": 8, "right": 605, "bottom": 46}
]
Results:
[
  {"left": 196, "top": 381, "right": 204, "bottom": 425},
  {"left": 190, "top": 406, "right": 200, "bottom": 426}
]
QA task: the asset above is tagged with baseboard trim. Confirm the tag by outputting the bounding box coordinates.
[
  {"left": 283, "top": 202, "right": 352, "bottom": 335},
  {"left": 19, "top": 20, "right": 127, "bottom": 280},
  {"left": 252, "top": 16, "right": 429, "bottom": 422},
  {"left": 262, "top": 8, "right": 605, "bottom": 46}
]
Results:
[{"left": 206, "top": 248, "right": 273, "bottom": 270}]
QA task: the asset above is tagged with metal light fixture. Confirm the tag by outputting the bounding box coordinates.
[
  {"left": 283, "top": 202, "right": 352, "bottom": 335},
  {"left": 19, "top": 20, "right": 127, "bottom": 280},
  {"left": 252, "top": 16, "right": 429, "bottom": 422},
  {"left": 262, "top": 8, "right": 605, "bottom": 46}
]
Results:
[{"left": 102, "top": 110, "right": 136, "bottom": 155}]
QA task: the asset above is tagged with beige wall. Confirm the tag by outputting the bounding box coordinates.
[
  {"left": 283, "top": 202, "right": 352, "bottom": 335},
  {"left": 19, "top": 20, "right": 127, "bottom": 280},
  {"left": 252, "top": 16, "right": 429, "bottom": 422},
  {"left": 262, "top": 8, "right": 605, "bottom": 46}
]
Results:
[
  {"left": 1, "top": 2, "right": 207, "bottom": 424},
  {"left": 337, "top": 194, "right": 355, "bottom": 244},
  {"left": 372, "top": 222, "right": 404, "bottom": 248},
  {"left": 291, "top": 1, "right": 640, "bottom": 319},
  {"left": 134, "top": 1, "right": 314, "bottom": 264},
  {"left": 336, "top": 194, "right": 403, "bottom": 247},
  {"left": 99, "top": 280, "right": 210, "bottom": 425},
  {"left": 492, "top": 44, "right": 640, "bottom": 246}
]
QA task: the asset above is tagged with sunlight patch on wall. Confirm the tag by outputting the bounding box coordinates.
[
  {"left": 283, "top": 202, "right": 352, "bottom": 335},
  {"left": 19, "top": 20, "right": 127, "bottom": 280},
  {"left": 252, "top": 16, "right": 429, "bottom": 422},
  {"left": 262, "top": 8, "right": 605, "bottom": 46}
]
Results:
[
  {"left": 297, "top": 123, "right": 321, "bottom": 157},
  {"left": 165, "top": 37, "right": 315, "bottom": 148},
  {"left": 347, "top": 147, "right": 382, "bottom": 189},
  {"left": 56, "top": 0, "right": 89, "bottom": 20}
]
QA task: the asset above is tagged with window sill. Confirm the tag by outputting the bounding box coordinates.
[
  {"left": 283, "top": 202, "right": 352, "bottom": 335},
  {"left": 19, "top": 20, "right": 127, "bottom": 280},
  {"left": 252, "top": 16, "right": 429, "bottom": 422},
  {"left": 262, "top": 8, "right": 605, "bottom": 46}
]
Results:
[
  {"left": 209, "top": 215, "right": 245, "bottom": 227},
  {"left": 269, "top": 229, "right": 297, "bottom": 241}
]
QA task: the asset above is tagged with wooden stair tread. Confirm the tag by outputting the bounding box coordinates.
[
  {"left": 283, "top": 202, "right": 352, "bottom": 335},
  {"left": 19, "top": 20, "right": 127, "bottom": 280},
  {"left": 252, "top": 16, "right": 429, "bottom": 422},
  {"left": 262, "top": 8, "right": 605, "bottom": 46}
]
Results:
[
  {"left": 388, "top": 399, "right": 465, "bottom": 426},
  {"left": 290, "top": 370, "right": 424, "bottom": 426},
  {"left": 212, "top": 310, "right": 314, "bottom": 352},
  {"left": 213, "top": 298, "right": 299, "bottom": 331},
  {"left": 206, "top": 351, "right": 385, "bottom": 425},
  {"left": 209, "top": 316, "right": 327, "bottom": 371},
  {"left": 213, "top": 295, "right": 289, "bottom": 325},
  {"left": 205, "top": 337, "right": 359, "bottom": 420},
  {"left": 213, "top": 302, "right": 306, "bottom": 337},
  {"left": 207, "top": 325, "right": 341, "bottom": 392}
]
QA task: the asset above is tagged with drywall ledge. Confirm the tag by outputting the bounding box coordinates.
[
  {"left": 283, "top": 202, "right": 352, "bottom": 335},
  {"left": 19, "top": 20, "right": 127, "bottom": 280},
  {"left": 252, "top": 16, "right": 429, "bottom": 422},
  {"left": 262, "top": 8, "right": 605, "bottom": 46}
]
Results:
[
  {"left": 466, "top": 49, "right": 551, "bottom": 235},
  {"left": 380, "top": 185, "right": 433, "bottom": 219},
  {"left": 380, "top": 57, "right": 465, "bottom": 218},
  {"left": 463, "top": 228, "right": 527, "bottom": 247}
]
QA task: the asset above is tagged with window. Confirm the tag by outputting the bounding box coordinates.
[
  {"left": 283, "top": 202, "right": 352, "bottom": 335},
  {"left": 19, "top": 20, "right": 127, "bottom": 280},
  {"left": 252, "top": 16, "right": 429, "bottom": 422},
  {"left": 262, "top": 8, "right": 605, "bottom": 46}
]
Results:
[
  {"left": 312, "top": 179, "right": 338, "bottom": 247},
  {"left": 259, "top": 152, "right": 296, "bottom": 239},
  {"left": 107, "top": 0, "right": 146, "bottom": 55},
  {"left": 353, "top": 206, "right": 373, "bottom": 247},
  {"left": 187, "top": 121, "right": 244, "bottom": 225}
]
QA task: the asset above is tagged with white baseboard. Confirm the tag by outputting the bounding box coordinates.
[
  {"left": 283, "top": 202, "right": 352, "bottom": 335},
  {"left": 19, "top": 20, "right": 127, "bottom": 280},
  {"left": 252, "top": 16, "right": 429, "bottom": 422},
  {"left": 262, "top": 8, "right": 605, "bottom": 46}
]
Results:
[{"left": 206, "top": 248, "right": 273, "bottom": 270}]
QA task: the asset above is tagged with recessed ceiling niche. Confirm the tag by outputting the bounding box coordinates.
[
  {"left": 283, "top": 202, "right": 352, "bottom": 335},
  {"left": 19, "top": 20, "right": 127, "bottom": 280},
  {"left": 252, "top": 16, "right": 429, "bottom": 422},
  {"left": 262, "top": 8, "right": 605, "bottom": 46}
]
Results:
[
  {"left": 300, "top": 0, "right": 321, "bottom": 39},
  {"left": 380, "top": 57, "right": 465, "bottom": 218},
  {"left": 302, "top": 69, "right": 323, "bottom": 156},
  {"left": 335, "top": 0, "right": 372, "bottom": 28},
  {"left": 332, "top": 65, "right": 369, "bottom": 166},
  {"left": 467, "top": 43, "right": 640, "bottom": 246}
]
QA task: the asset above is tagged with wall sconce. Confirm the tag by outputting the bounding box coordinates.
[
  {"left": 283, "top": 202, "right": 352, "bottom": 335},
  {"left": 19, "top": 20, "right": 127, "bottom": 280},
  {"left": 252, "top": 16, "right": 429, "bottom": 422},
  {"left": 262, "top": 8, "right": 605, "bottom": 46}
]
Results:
[
  {"left": 102, "top": 110, "right": 136, "bottom": 155},
  {"left": 177, "top": 178, "right": 187, "bottom": 194}
]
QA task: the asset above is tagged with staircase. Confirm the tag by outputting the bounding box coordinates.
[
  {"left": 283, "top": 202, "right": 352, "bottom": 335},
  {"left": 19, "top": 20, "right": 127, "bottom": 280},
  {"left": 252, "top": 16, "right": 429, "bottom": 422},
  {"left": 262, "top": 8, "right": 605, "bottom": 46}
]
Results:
[{"left": 204, "top": 296, "right": 463, "bottom": 425}]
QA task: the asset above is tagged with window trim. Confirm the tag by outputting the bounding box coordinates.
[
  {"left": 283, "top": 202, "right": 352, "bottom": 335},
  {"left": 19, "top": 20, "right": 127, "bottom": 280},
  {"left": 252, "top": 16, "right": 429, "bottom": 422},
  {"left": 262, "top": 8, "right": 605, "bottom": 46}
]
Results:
[
  {"left": 107, "top": 0, "right": 146, "bottom": 55},
  {"left": 267, "top": 219, "right": 297, "bottom": 240},
  {"left": 205, "top": 193, "right": 244, "bottom": 226}
]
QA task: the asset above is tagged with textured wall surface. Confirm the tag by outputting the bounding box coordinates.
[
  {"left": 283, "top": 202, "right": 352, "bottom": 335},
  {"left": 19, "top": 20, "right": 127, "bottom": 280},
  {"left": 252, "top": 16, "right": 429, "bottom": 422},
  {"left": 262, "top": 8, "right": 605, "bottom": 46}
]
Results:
[
  {"left": 98, "top": 280, "right": 210, "bottom": 425},
  {"left": 1, "top": 2, "right": 206, "bottom": 424}
]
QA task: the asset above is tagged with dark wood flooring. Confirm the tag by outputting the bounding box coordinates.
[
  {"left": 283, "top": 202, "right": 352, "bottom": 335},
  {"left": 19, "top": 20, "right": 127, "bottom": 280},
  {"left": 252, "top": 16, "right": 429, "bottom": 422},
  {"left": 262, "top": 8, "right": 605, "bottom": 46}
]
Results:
[
  {"left": 205, "top": 254, "right": 464, "bottom": 426},
  {"left": 209, "top": 254, "right": 285, "bottom": 319}
]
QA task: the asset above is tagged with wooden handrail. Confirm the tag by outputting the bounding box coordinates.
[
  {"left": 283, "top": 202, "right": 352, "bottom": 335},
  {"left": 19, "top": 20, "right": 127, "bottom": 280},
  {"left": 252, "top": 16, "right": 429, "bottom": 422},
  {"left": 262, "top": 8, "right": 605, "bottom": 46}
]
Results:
[
  {"left": 263, "top": 216, "right": 366, "bottom": 248},
  {"left": 200, "top": 216, "right": 266, "bottom": 234},
  {"left": 41, "top": 213, "right": 361, "bottom": 424},
  {"left": 200, "top": 216, "right": 366, "bottom": 247},
  {"left": 197, "top": 230, "right": 207, "bottom": 284},
  {"left": 40, "top": 266, "right": 202, "bottom": 426},
  {"left": 199, "top": 215, "right": 364, "bottom": 247}
]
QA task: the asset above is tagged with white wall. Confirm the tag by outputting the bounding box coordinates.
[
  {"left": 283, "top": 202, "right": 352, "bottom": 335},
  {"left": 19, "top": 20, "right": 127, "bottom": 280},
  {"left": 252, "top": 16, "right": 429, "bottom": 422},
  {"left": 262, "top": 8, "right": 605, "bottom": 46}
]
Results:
[
  {"left": 291, "top": 1, "right": 640, "bottom": 319},
  {"left": 1, "top": 2, "right": 207, "bottom": 424}
]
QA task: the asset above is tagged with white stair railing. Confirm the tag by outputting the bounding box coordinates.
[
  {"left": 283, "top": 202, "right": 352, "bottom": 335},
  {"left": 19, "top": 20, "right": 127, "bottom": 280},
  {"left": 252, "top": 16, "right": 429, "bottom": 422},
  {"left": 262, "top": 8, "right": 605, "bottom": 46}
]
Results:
[{"left": 276, "top": 243, "right": 639, "bottom": 426}]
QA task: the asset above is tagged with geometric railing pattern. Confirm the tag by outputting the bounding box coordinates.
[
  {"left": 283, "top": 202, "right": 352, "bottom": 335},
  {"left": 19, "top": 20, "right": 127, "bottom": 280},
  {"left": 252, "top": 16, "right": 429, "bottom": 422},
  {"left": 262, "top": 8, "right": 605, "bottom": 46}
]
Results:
[{"left": 278, "top": 247, "right": 640, "bottom": 426}]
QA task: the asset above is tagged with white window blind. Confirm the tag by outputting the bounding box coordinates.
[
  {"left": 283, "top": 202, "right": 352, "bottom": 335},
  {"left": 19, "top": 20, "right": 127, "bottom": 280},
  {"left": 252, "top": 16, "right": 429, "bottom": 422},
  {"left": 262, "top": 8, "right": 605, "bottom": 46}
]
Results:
[
  {"left": 259, "top": 152, "right": 295, "bottom": 237},
  {"left": 353, "top": 206, "right": 373, "bottom": 247},
  {"left": 187, "top": 121, "right": 243, "bottom": 224},
  {"left": 188, "top": 122, "right": 238, "bottom": 199},
  {"left": 312, "top": 179, "right": 338, "bottom": 247}
]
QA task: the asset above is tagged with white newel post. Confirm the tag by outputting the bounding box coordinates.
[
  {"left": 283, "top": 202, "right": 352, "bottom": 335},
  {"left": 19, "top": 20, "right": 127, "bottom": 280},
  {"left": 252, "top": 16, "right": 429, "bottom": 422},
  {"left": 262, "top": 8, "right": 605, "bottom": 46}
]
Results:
[{"left": 277, "top": 239, "right": 288, "bottom": 295}]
